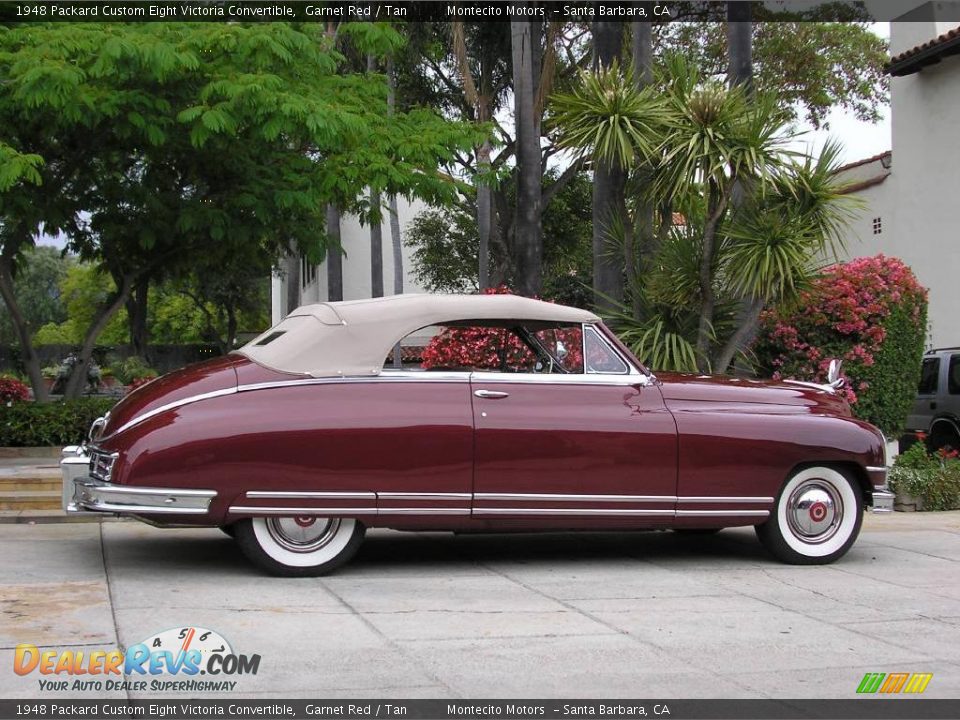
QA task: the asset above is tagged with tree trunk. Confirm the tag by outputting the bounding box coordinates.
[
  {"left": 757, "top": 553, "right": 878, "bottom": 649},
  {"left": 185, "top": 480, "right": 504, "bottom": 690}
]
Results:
[
  {"left": 369, "top": 190, "right": 384, "bottom": 298},
  {"left": 326, "top": 204, "right": 343, "bottom": 302},
  {"left": 226, "top": 305, "right": 238, "bottom": 351},
  {"left": 695, "top": 180, "right": 732, "bottom": 371},
  {"left": 713, "top": 296, "right": 765, "bottom": 374},
  {"left": 386, "top": 55, "right": 404, "bottom": 302},
  {"left": 727, "top": 2, "right": 754, "bottom": 93},
  {"left": 63, "top": 275, "right": 134, "bottom": 399},
  {"left": 631, "top": 18, "right": 654, "bottom": 320},
  {"left": 511, "top": 13, "right": 543, "bottom": 297},
  {"left": 592, "top": 20, "right": 627, "bottom": 311},
  {"left": 125, "top": 280, "right": 150, "bottom": 361},
  {"left": 0, "top": 252, "right": 48, "bottom": 402},
  {"left": 367, "top": 52, "right": 384, "bottom": 299},
  {"left": 284, "top": 252, "right": 300, "bottom": 316}
]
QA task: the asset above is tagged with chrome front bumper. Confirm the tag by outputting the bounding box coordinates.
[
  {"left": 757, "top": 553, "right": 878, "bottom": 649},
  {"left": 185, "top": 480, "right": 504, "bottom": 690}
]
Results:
[
  {"left": 867, "top": 465, "right": 894, "bottom": 513},
  {"left": 68, "top": 477, "right": 216, "bottom": 515},
  {"left": 872, "top": 488, "right": 895, "bottom": 513}
]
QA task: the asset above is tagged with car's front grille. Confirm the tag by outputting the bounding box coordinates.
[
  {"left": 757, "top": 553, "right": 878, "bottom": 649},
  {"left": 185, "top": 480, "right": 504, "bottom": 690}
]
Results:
[{"left": 89, "top": 451, "right": 117, "bottom": 481}]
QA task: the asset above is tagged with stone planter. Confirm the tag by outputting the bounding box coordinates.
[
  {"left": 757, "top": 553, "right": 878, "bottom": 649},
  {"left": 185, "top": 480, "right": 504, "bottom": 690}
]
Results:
[{"left": 894, "top": 491, "right": 924, "bottom": 512}]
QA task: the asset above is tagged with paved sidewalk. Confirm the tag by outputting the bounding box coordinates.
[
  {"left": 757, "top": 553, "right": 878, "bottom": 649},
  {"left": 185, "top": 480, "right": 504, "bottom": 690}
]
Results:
[{"left": 1, "top": 513, "right": 959, "bottom": 700}]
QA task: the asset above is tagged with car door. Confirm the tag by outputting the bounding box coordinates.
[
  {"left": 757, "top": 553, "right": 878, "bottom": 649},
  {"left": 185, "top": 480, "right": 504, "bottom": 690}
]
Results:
[
  {"left": 470, "top": 324, "right": 678, "bottom": 528},
  {"left": 908, "top": 355, "right": 940, "bottom": 431}
]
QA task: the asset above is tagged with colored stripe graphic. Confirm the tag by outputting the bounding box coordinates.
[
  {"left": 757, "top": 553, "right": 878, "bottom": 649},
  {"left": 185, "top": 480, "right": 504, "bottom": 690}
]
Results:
[
  {"left": 856, "top": 672, "right": 933, "bottom": 694},
  {"left": 903, "top": 673, "right": 933, "bottom": 694},
  {"left": 857, "top": 673, "right": 885, "bottom": 694},
  {"left": 880, "top": 673, "right": 909, "bottom": 693}
]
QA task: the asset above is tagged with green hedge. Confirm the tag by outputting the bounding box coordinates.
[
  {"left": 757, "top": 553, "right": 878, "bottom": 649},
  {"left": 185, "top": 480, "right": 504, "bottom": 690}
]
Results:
[{"left": 0, "top": 398, "right": 117, "bottom": 447}]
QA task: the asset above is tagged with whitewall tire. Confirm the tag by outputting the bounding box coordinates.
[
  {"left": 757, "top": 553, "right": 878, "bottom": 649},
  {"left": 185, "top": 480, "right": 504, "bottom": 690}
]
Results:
[
  {"left": 235, "top": 516, "right": 365, "bottom": 576},
  {"left": 756, "top": 466, "right": 863, "bottom": 565}
]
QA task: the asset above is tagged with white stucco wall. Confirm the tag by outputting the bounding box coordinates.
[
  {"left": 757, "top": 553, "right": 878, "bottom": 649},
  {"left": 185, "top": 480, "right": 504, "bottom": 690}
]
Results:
[
  {"left": 887, "top": 22, "right": 960, "bottom": 347},
  {"left": 835, "top": 20, "right": 960, "bottom": 349},
  {"left": 271, "top": 196, "right": 431, "bottom": 324}
]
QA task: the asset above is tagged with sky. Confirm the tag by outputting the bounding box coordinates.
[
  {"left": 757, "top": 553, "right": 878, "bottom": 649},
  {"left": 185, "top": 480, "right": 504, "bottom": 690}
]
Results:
[{"left": 788, "top": 22, "right": 892, "bottom": 166}]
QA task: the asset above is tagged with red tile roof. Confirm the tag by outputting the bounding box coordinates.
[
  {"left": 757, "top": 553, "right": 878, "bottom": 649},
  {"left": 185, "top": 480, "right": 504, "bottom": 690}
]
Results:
[
  {"left": 887, "top": 25, "right": 960, "bottom": 76},
  {"left": 833, "top": 151, "right": 892, "bottom": 175}
]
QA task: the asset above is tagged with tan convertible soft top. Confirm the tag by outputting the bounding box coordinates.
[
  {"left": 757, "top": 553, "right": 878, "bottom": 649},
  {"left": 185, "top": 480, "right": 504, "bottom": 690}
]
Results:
[{"left": 235, "top": 293, "right": 600, "bottom": 378}]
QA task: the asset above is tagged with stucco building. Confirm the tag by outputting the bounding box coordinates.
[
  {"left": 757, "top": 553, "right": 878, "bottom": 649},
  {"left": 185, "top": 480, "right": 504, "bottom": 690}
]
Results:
[
  {"left": 834, "top": 15, "right": 960, "bottom": 347},
  {"left": 270, "top": 198, "right": 430, "bottom": 325}
]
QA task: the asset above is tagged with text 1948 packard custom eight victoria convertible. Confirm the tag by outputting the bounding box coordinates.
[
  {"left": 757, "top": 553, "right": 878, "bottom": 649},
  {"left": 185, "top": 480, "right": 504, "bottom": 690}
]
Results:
[{"left": 64, "top": 294, "right": 893, "bottom": 575}]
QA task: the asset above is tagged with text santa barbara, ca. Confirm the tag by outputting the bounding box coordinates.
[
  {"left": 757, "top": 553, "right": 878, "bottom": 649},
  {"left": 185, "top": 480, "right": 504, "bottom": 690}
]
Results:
[{"left": 11, "top": 2, "right": 676, "bottom": 22}]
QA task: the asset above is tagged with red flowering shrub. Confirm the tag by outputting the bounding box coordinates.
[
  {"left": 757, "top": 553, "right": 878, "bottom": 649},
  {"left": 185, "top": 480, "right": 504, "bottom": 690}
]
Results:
[
  {"left": 421, "top": 286, "right": 584, "bottom": 372},
  {"left": 754, "top": 255, "right": 928, "bottom": 436},
  {"left": 0, "top": 375, "right": 30, "bottom": 404}
]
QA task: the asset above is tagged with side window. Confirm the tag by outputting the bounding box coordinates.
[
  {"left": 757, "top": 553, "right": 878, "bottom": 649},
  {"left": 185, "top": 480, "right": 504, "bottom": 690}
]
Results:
[
  {"left": 533, "top": 326, "right": 584, "bottom": 373},
  {"left": 918, "top": 357, "right": 940, "bottom": 395},
  {"left": 390, "top": 322, "right": 589, "bottom": 374},
  {"left": 949, "top": 355, "right": 960, "bottom": 395},
  {"left": 584, "top": 326, "right": 629, "bottom": 374}
]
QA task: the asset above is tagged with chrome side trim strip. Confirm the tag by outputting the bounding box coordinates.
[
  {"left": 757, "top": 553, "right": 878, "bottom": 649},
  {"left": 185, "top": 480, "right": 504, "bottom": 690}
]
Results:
[
  {"left": 676, "top": 496, "right": 772, "bottom": 504},
  {"left": 676, "top": 510, "right": 770, "bottom": 517},
  {"left": 114, "top": 387, "right": 238, "bottom": 435},
  {"left": 473, "top": 508, "right": 675, "bottom": 516},
  {"left": 237, "top": 376, "right": 470, "bottom": 394},
  {"left": 474, "top": 493, "right": 676, "bottom": 503},
  {"left": 379, "top": 492, "right": 472, "bottom": 500},
  {"left": 866, "top": 466, "right": 888, "bottom": 473},
  {"left": 377, "top": 508, "right": 471, "bottom": 515},
  {"left": 229, "top": 506, "right": 376, "bottom": 515},
  {"left": 95, "top": 485, "right": 216, "bottom": 498},
  {"left": 245, "top": 491, "right": 376, "bottom": 500}
]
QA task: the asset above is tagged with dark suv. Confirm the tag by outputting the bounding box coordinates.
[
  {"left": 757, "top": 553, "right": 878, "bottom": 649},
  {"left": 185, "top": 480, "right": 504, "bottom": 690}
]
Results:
[{"left": 907, "top": 349, "right": 960, "bottom": 451}]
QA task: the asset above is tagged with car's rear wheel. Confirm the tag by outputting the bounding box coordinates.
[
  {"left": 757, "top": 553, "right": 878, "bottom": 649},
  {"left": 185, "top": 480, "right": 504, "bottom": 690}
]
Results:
[
  {"left": 756, "top": 466, "right": 863, "bottom": 565},
  {"left": 235, "top": 516, "right": 365, "bottom": 576}
]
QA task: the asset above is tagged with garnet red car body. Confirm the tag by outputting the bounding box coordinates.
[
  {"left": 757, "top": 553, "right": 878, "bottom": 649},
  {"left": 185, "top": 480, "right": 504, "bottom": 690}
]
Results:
[{"left": 64, "top": 294, "right": 893, "bottom": 575}]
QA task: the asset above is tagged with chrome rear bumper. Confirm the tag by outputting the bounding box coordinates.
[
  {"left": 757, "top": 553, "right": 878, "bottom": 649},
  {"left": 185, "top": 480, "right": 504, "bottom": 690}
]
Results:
[{"left": 68, "top": 477, "right": 216, "bottom": 515}]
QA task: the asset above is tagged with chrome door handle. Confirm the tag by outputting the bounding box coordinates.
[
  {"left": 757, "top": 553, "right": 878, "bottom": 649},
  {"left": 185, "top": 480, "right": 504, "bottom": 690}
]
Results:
[{"left": 474, "top": 390, "right": 509, "bottom": 399}]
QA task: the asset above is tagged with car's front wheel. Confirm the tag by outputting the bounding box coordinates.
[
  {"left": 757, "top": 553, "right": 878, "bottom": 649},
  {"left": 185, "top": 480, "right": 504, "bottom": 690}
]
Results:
[
  {"left": 234, "top": 516, "right": 365, "bottom": 576},
  {"left": 756, "top": 466, "right": 863, "bottom": 565}
]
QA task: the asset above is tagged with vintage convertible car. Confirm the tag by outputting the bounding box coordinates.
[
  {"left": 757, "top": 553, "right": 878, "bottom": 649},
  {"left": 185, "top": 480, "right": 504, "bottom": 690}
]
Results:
[{"left": 64, "top": 294, "right": 893, "bottom": 575}]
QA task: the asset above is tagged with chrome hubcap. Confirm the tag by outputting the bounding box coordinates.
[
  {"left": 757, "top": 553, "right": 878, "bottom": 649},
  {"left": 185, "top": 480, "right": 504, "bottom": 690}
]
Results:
[
  {"left": 786, "top": 480, "right": 842, "bottom": 544},
  {"left": 266, "top": 516, "right": 341, "bottom": 553}
]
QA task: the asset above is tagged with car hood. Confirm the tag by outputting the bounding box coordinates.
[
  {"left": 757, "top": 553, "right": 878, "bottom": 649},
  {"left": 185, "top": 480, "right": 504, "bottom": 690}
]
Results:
[
  {"left": 97, "top": 355, "right": 247, "bottom": 440},
  {"left": 656, "top": 372, "right": 851, "bottom": 415}
]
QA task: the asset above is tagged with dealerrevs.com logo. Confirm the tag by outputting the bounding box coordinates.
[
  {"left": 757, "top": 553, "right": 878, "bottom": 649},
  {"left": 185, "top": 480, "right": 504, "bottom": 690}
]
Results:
[
  {"left": 857, "top": 672, "right": 933, "bottom": 694},
  {"left": 14, "top": 626, "right": 261, "bottom": 693}
]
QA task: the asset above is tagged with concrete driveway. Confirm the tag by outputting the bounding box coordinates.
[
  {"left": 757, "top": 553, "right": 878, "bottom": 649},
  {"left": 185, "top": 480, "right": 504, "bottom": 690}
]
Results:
[{"left": 1, "top": 513, "right": 959, "bottom": 700}]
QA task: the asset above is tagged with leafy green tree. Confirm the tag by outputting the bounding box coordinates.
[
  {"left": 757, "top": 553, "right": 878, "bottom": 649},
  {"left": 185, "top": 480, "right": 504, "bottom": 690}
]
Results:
[
  {"left": 655, "top": 20, "right": 887, "bottom": 127},
  {"left": 33, "top": 263, "right": 128, "bottom": 346},
  {"left": 0, "top": 23, "right": 482, "bottom": 400},
  {"left": 405, "top": 170, "right": 593, "bottom": 301},
  {"left": 0, "top": 245, "right": 70, "bottom": 347}
]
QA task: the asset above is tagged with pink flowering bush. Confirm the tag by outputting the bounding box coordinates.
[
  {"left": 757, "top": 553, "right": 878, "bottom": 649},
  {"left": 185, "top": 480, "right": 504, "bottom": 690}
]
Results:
[
  {"left": 0, "top": 375, "right": 30, "bottom": 405},
  {"left": 754, "top": 255, "right": 928, "bottom": 436},
  {"left": 421, "top": 286, "right": 584, "bottom": 372}
]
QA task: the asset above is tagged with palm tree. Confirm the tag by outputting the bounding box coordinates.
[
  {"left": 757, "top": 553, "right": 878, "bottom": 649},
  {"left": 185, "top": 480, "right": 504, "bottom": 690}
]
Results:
[{"left": 551, "top": 58, "right": 854, "bottom": 374}]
